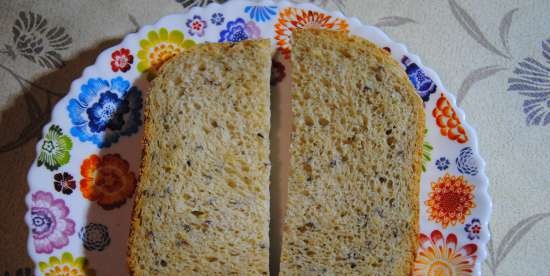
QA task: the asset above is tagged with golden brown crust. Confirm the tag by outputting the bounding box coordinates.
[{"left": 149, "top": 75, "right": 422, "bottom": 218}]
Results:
[{"left": 127, "top": 64, "right": 155, "bottom": 276}]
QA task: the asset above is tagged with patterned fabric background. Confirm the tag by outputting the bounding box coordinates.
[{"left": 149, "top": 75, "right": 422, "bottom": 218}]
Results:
[{"left": 0, "top": 0, "right": 548, "bottom": 275}]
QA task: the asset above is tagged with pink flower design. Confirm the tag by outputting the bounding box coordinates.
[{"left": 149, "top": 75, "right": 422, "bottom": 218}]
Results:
[
  {"left": 186, "top": 15, "right": 208, "bottom": 37},
  {"left": 245, "top": 21, "right": 261, "bottom": 39},
  {"left": 30, "top": 191, "right": 75, "bottom": 254}
]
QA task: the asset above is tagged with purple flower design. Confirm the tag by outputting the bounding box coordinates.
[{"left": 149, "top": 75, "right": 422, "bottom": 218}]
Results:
[
  {"left": 218, "top": 18, "right": 261, "bottom": 42},
  {"left": 30, "top": 191, "right": 75, "bottom": 253},
  {"left": 210, "top": 12, "right": 224, "bottom": 26},
  {"left": 508, "top": 39, "right": 550, "bottom": 126},
  {"left": 186, "top": 15, "right": 208, "bottom": 37},
  {"left": 435, "top": 157, "right": 450, "bottom": 171},
  {"left": 464, "top": 218, "right": 482, "bottom": 240},
  {"left": 456, "top": 147, "right": 478, "bottom": 176}
]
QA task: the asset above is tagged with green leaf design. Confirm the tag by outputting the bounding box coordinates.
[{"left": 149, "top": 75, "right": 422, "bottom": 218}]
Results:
[
  {"left": 36, "top": 124, "right": 72, "bottom": 171},
  {"left": 422, "top": 129, "right": 432, "bottom": 172},
  {"left": 53, "top": 135, "right": 73, "bottom": 166}
]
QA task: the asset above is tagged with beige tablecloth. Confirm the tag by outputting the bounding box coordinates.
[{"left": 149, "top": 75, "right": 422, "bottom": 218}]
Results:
[{"left": 1, "top": 0, "right": 549, "bottom": 275}]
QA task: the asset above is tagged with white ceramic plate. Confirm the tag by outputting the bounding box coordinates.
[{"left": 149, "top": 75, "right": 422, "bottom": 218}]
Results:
[{"left": 25, "top": 1, "right": 491, "bottom": 275}]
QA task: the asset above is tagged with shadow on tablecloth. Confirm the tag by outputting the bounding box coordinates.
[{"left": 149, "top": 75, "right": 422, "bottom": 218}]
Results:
[{"left": 0, "top": 38, "right": 120, "bottom": 275}]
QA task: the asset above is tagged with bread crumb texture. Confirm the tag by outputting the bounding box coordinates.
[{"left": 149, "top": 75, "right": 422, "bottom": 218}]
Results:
[
  {"left": 128, "top": 39, "right": 272, "bottom": 275},
  {"left": 280, "top": 29, "right": 424, "bottom": 276}
]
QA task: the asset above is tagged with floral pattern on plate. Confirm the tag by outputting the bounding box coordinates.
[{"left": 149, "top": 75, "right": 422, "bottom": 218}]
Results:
[
  {"left": 456, "top": 147, "right": 479, "bottom": 176},
  {"left": 402, "top": 56, "right": 437, "bottom": 102},
  {"left": 422, "top": 130, "right": 433, "bottom": 172},
  {"left": 53, "top": 172, "right": 76, "bottom": 195},
  {"left": 30, "top": 191, "right": 75, "bottom": 254},
  {"left": 274, "top": 7, "right": 349, "bottom": 58},
  {"left": 25, "top": 1, "right": 490, "bottom": 275},
  {"left": 110, "top": 48, "right": 134, "bottom": 73},
  {"left": 244, "top": 5, "right": 277, "bottom": 22},
  {"left": 218, "top": 18, "right": 261, "bottom": 42},
  {"left": 37, "top": 125, "right": 72, "bottom": 171},
  {"left": 425, "top": 174, "right": 476, "bottom": 228},
  {"left": 465, "top": 218, "right": 482, "bottom": 240},
  {"left": 433, "top": 94, "right": 468, "bottom": 143},
  {"left": 136, "top": 28, "right": 196, "bottom": 74},
  {"left": 38, "top": 252, "right": 95, "bottom": 276},
  {"left": 79, "top": 223, "right": 111, "bottom": 251},
  {"left": 414, "top": 230, "right": 477, "bottom": 275},
  {"left": 210, "top": 12, "right": 225, "bottom": 26},
  {"left": 79, "top": 154, "right": 137, "bottom": 209},
  {"left": 67, "top": 77, "right": 142, "bottom": 148},
  {"left": 186, "top": 15, "right": 208, "bottom": 37}
]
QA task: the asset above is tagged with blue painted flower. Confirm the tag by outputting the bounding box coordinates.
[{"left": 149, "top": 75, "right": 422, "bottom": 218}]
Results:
[
  {"left": 244, "top": 5, "right": 277, "bottom": 22},
  {"left": 508, "top": 39, "right": 550, "bottom": 126},
  {"left": 78, "top": 223, "right": 110, "bottom": 251},
  {"left": 464, "top": 218, "right": 481, "bottom": 240},
  {"left": 186, "top": 15, "right": 208, "bottom": 37},
  {"left": 401, "top": 56, "right": 437, "bottom": 102},
  {"left": 87, "top": 91, "right": 129, "bottom": 132},
  {"left": 210, "top": 12, "right": 224, "bottom": 26},
  {"left": 456, "top": 147, "right": 478, "bottom": 176},
  {"left": 435, "top": 157, "right": 450, "bottom": 171},
  {"left": 67, "top": 77, "right": 142, "bottom": 148},
  {"left": 218, "top": 18, "right": 261, "bottom": 42}
]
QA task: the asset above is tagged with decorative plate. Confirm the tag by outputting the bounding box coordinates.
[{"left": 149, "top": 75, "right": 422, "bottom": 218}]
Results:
[{"left": 25, "top": 0, "right": 491, "bottom": 275}]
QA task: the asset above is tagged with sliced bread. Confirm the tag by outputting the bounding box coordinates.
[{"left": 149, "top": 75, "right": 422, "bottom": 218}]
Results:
[
  {"left": 280, "top": 29, "right": 424, "bottom": 275},
  {"left": 128, "top": 39, "right": 272, "bottom": 275}
]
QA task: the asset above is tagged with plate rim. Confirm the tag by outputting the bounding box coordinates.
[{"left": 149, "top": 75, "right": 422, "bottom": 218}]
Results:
[{"left": 25, "top": 0, "right": 492, "bottom": 275}]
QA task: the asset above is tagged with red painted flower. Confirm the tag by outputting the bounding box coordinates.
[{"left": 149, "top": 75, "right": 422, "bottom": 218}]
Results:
[
  {"left": 80, "top": 154, "right": 136, "bottom": 209},
  {"left": 414, "top": 230, "right": 477, "bottom": 276},
  {"left": 110, "top": 48, "right": 134, "bottom": 72},
  {"left": 425, "top": 174, "right": 476, "bottom": 228}
]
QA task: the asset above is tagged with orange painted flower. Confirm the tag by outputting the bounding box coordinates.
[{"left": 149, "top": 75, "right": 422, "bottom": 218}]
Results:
[
  {"left": 425, "top": 174, "right": 476, "bottom": 228},
  {"left": 274, "top": 7, "right": 349, "bottom": 58},
  {"left": 432, "top": 94, "right": 468, "bottom": 143},
  {"left": 414, "top": 230, "right": 477, "bottom": 276},
  {"left": 80, "top": 154, "right": 136, "bottom": 209}
]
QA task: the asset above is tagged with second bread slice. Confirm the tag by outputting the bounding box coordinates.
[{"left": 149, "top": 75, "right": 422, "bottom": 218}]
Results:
[{"left": 280, "top": 29, "right": 424, "bottom": 275}]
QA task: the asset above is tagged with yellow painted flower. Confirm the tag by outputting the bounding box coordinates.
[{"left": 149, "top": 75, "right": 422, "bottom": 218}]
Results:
[
  {"left": 137, "top": 27, "right": 196, "bottom": 74},
  {"left": 38, "top": 252, "right": 95, "bottom": 276}
]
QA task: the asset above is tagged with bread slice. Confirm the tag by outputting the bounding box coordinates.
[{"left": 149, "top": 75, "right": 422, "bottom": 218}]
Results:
[
  {"left": 280, "top": 29, "right": 424, "bottom": 275},
  {"left": 128, "top": 39, "right": 272, "bottom": 275}
]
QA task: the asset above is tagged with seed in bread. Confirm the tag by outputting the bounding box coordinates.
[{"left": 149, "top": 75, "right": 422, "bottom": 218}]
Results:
[
  {"left": 128, "top": 39, "right": 272, "bottom": 275},
  {"left": 280, "top": 29, "right": 424, "bottom": 275}
]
